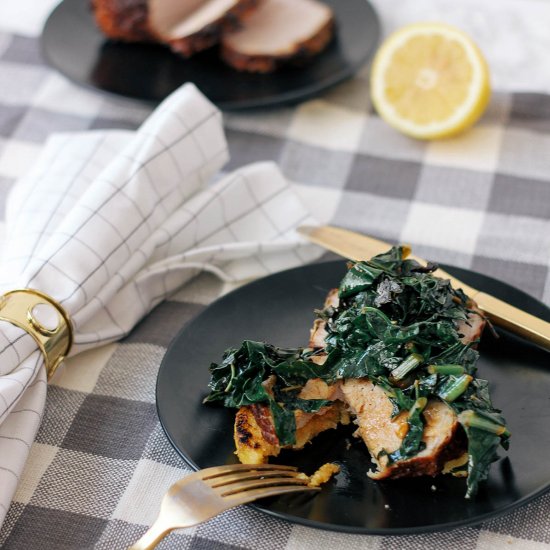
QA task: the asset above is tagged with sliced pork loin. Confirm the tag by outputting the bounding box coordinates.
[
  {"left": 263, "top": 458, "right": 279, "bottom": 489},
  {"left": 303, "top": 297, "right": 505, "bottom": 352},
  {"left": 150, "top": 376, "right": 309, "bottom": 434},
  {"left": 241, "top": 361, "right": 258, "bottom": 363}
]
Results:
[
  {"left": 221, "top": 0, "right": 334, "bottom": 73},
  {"left": 341, "top": 380, "right": 466, "bottom": 479},
  {"left": 92, "top": 0, "right": 259, "bottom": 57},
  {"left": 314, "top": 289, "right": 484, "bottom": 479},
  {"left": 91, "top": 0, "right": 152, "bottom": 43},
  {"left": 457, "top": 300, "right": 486, "bottom": 344}
]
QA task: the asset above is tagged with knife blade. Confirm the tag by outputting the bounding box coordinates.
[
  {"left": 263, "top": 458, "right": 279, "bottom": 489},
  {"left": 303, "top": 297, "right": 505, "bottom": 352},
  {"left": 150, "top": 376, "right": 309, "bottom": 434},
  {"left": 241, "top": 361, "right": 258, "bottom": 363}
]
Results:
[{"left": 298, "top": 225, "right": 550, "bottom": 351}]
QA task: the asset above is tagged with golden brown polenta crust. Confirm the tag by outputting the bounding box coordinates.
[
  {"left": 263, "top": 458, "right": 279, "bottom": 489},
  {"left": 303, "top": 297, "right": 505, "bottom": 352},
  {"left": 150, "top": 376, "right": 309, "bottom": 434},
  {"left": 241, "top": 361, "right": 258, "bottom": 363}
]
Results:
[{"left": 234, "top": 404, "right": 279, "bottom": 464}]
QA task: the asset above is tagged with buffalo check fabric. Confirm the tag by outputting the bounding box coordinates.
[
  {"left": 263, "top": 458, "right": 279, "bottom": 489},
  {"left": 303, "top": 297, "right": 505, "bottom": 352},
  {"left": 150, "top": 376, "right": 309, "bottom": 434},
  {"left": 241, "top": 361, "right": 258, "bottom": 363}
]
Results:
[{"left": 0, "top": 32, "right": 549, "bottom": 550}]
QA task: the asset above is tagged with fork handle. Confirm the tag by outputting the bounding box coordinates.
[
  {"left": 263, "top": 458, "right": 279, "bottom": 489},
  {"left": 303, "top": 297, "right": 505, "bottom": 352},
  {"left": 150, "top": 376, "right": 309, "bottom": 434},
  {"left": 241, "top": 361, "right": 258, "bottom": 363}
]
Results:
[{"left": 128, "top": 517, "right": 174, "bottom": 550}]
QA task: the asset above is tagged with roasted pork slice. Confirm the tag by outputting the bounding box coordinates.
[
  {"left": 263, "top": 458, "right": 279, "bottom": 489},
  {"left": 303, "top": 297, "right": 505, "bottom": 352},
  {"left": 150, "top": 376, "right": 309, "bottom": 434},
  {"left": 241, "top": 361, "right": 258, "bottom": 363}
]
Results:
[
  {"left": 92, "top": 0, "right": 259, "bottom": 57},
  {"left": 221, "top": 0, "right": 334, "bottom": 73},
  {"left": 312, "top": 289, "right": 484, "bottom": 479},
  {"left": 341, "top": 379, "right": 466, "bottom": 479},
  {"left": 457, "top": 300, "right": 486, "bottom": 344},
  {"left": 91, "top": 0, "right": 153, "bottom": 43},
  {"left": 234, "top": 378, "right": 347, "bottom": 464}
]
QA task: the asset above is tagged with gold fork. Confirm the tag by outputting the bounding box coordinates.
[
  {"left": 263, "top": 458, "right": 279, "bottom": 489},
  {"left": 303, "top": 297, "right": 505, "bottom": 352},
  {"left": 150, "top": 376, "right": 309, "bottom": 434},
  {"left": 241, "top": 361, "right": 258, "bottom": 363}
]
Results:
[{"left": 128, "top": 463, "right": 319, "bottom": 549}]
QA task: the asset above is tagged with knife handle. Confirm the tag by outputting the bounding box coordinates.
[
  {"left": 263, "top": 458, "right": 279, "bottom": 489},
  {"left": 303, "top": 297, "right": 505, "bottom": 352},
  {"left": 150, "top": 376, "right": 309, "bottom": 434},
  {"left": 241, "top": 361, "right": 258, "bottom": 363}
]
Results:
[{"left": 475, "top": 292, "right": 550, "bottom": 351}]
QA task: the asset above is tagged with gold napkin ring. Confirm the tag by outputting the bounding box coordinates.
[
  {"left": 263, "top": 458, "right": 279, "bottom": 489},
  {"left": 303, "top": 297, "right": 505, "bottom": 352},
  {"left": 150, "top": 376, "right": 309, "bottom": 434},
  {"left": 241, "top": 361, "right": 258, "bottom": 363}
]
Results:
[{"left": 0, "top": 289, "right": 73, "bottom": 380}]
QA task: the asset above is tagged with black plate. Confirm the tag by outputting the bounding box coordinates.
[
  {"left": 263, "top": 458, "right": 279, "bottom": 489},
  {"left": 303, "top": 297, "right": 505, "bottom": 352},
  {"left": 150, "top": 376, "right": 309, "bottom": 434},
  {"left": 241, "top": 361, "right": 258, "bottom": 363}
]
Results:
[
  {"left": 156, "top": 261, "right": 550, "bottom": 534},
  {"left": 41, "top": 0, "right": 380, "bottom": 109}
]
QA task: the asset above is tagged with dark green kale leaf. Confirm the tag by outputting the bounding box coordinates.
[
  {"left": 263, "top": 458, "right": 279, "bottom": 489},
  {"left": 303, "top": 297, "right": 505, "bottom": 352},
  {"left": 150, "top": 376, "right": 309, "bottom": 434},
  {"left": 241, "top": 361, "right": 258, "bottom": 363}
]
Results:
[
  {"left": 271, "top": 358, "right": 326, "bottom": 386},
  {"left": 381, "top": 397, "right": 427, "bottom": 464},
  {"left": 373, "top": 376, "right": 415, "bottom": 417},
  {"left": 460, "top": 425, "right": 501, "bottom": 499},
  {"left": 204, "top": 343, "right": 268, "bottom": 407},
  {"left": 204, "top": 341, "right": 333, "bottom": 445},
  {"left": 338, "top": 262, "right": 384, "bottom": 298},
  {"left": 450, "top": 385, "right": 510, "bottom": 497},
  {"left": 268, "top": 400, "right": 296, "bottom": 446}
]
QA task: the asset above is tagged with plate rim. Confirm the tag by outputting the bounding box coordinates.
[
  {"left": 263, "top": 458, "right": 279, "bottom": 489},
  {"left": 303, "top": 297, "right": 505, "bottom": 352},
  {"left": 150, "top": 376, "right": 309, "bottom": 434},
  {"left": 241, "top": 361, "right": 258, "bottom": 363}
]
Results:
[
  {"left": 40, "top": 0, "right": 381, "bottom": 110},
  {"left": 156, "top": 259, "right": 550, "bottom": 535}
]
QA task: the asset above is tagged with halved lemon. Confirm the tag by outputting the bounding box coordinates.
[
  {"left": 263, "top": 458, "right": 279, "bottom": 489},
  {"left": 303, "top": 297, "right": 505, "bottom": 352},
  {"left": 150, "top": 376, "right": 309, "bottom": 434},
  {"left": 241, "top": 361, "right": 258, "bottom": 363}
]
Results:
[{"left": 370, "top": 23, "right": 491, "bottom": 140}]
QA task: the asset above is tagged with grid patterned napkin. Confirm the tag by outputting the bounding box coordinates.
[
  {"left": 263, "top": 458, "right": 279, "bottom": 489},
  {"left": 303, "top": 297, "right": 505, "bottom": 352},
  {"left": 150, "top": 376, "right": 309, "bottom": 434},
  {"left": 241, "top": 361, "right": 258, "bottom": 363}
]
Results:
[
  {"left": 0, "top": 81, "right": 320, "bottom": 532},
  {"left": 0, "top": 31, "right": 549, "bottom": 550}
]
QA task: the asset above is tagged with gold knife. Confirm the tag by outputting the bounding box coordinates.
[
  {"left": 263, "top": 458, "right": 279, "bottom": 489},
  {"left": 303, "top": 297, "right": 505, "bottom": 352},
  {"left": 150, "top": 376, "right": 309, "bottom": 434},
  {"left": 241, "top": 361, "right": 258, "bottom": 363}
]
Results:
[{"left": 298, "top": 225, "right": 550, "bottom": 351}]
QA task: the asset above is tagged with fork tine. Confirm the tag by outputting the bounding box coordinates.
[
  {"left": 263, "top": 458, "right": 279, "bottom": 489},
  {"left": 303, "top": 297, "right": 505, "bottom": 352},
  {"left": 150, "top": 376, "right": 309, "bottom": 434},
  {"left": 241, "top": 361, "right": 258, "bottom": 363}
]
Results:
[
  {"left": 216, "top": 476, "right": 309, "bottom": 496},
  {"left": 206, "top": 470, "right": 304, "bottom": 488},
  {"left": 199, "top": 463, "right": 297, "bottom": 480},
  {"left": 225, "top": 485, "right": 320, "bottom": 506}
]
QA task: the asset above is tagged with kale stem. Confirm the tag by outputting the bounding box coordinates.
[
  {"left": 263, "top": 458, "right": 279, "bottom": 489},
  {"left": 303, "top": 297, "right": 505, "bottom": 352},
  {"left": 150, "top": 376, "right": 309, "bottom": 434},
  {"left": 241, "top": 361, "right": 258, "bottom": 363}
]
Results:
[
  {"left": 391, "top": 353, "right": 424, "bottom": 380},
  {"left": 224, "top": 363, "right": 236, "bottom": 393},
  {"left": 458, "top": 410, "right": 511, "bottom": 437},
  {"left": 438, "top": 374, "right": 473, "bottom": 402},
  {"left": 427, "top": 364, "right": 465, "bottom": 376},
  {"left": 410, "top": 396, "right": 428, "bottom": 415}
]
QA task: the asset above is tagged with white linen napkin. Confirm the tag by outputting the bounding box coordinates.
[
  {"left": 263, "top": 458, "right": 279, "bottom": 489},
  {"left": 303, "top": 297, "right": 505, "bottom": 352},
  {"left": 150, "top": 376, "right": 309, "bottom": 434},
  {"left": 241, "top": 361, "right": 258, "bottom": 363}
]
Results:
[{"left": 0, "top": 83, "right": 320, "bottom": 525}]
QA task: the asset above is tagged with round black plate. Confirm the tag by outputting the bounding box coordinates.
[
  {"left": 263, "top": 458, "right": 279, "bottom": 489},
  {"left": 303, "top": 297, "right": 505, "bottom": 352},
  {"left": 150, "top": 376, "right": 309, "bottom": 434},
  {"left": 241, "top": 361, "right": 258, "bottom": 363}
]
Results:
[
  {"left": 157, "top": 261, "right": 550, "bottom": 534},
  {"left": 41, "top": 0, "right": 380, "bottom": 109}
]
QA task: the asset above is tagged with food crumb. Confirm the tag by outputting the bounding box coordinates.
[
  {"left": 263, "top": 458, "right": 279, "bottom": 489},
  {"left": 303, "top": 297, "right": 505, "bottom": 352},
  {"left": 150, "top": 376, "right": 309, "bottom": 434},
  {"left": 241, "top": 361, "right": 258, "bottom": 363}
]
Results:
[
  {"left": 306, "top": 463, "right": 340, "bottom": 487},
  {"left": 384, "top": 504, "right": 390, "bottom": 510},
  {"left": 430, "top": 485, "right": 437, "bottom": 492}
]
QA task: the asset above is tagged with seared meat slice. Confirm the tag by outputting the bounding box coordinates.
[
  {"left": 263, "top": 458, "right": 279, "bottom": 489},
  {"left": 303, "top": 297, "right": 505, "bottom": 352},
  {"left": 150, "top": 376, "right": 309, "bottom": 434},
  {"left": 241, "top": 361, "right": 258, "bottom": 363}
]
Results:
[
  {"left": 234, "top": 378, "right": 347, "bottom": 464},
  {"left": 457, "top": 300, "right": 486, "bottom": 344},
  {"left": 92, "top": 0, "right": 259, "bottom": 57},
  {"left": 91, "top": 0, "right": 153, "bottom": 43},
  {"left": 310, "top": 287, "right": 485, "bottom": 479},
  {"left": 341, "top": 379, "right": 465, "bottom": 479},
  {"left": 221, "top": 0, "right": 334, "bottom": 73}
]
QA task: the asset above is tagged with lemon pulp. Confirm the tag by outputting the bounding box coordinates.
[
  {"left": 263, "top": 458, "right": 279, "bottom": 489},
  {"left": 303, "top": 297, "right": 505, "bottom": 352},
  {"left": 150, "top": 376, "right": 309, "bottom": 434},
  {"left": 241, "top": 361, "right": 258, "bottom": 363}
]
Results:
[{"left": 370, "top": 23, "right": 491, "bottom": 140}]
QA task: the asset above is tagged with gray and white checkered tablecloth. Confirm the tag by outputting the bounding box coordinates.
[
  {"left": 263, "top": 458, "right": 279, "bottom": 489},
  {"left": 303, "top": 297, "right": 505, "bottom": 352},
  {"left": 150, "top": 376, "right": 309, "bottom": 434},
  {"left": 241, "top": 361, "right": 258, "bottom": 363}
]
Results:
[{"left": 1, "top": 22, "right": 550, "bottom": 550}]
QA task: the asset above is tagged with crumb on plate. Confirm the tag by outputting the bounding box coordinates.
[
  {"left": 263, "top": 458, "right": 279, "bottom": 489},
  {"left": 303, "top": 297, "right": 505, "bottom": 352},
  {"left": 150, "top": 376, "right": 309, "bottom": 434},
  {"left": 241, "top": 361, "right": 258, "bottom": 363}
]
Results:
[{"left": 297, "top": 463, "right": 340, "bottom": 488}]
